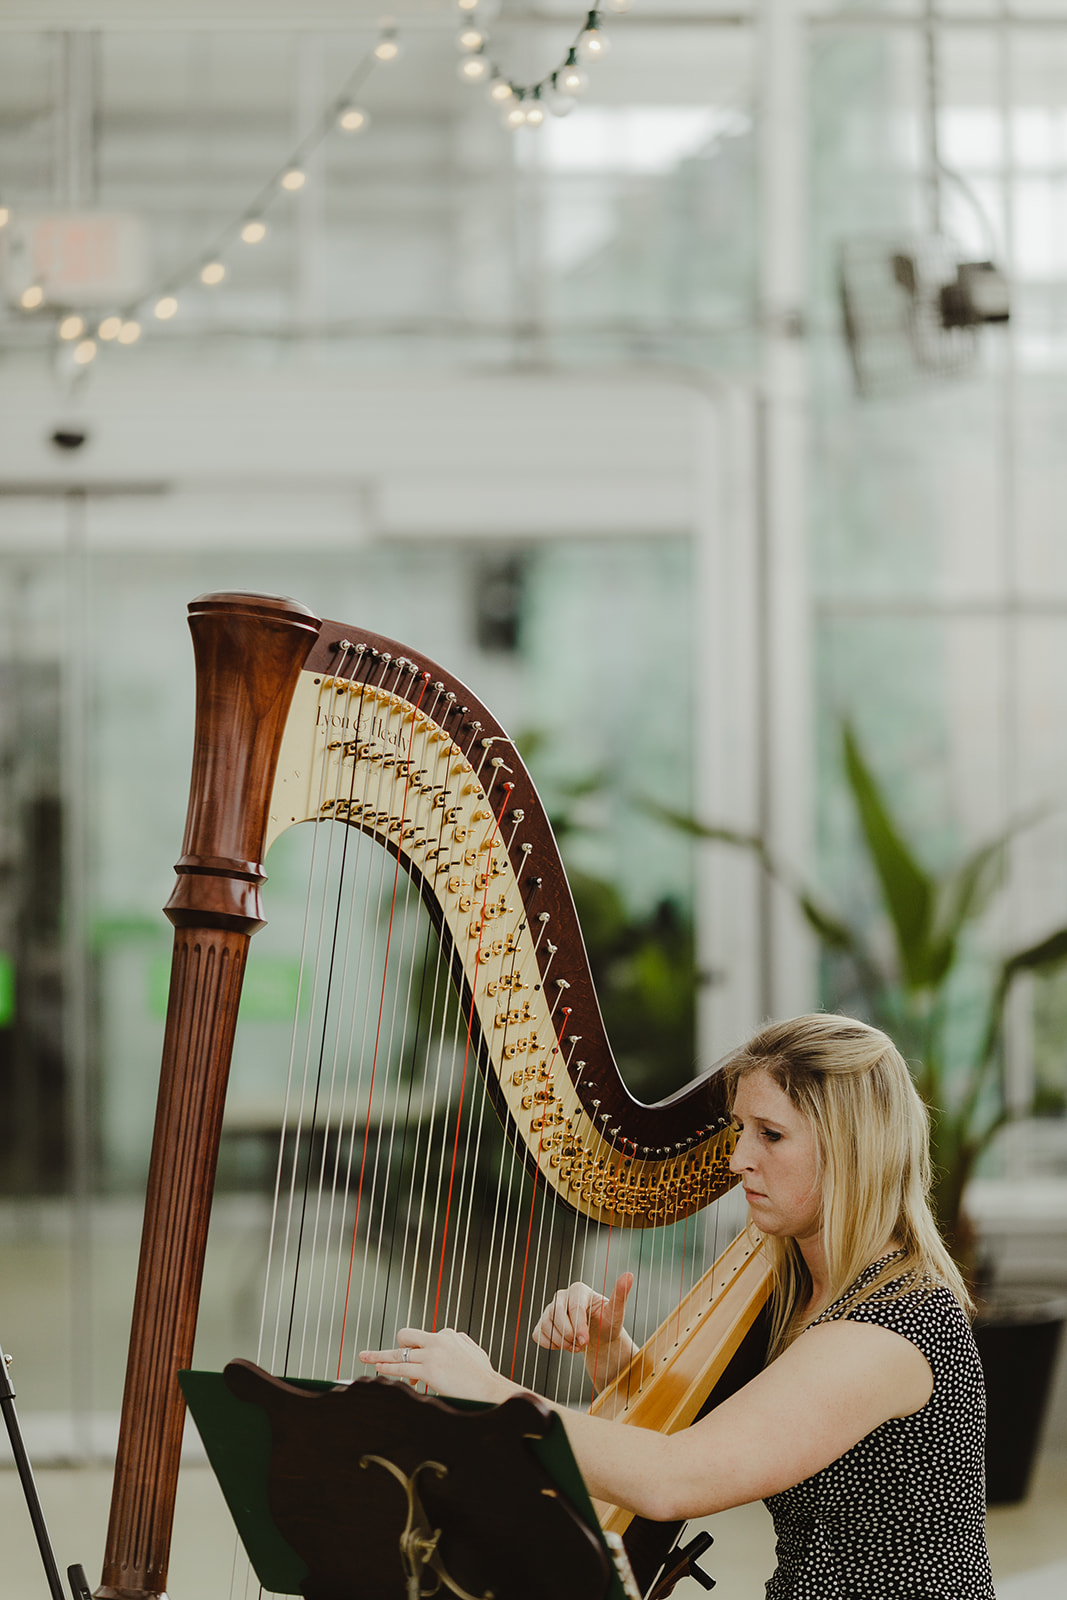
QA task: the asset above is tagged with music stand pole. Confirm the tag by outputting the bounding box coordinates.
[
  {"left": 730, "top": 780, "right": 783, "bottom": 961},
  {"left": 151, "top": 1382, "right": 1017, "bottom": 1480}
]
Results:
[{"left": 0, "top": 1337, "right": 75, "bottom": 1600}]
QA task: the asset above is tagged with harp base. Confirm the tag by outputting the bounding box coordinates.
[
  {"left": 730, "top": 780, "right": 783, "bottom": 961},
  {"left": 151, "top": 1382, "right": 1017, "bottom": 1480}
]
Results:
[{"left": 94, "top": 1590, "right": 168, "bottom": 1600}]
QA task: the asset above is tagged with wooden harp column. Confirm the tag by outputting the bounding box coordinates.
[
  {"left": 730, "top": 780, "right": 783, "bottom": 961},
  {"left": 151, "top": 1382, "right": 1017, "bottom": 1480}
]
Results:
[{"left": 97, "top": 592, "right": 767, "bottom": 1600}]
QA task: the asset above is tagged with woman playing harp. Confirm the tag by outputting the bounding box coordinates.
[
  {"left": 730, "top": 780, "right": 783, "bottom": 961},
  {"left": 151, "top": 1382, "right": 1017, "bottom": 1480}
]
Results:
[{"left": 364, "top": 1013, "right": 995, "bottom": 1599}]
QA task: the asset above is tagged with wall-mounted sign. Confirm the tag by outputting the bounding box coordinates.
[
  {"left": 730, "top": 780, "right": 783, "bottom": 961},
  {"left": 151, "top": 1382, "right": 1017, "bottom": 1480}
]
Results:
[{"left": 2, "top": 212, "right": 149, "bottom": 307}]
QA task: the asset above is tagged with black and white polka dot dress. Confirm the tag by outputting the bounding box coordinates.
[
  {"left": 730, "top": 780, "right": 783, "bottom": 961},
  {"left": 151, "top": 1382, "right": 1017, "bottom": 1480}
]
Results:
[{"left": 763, "top": 1256, "right": 994, "bottom": 1599}]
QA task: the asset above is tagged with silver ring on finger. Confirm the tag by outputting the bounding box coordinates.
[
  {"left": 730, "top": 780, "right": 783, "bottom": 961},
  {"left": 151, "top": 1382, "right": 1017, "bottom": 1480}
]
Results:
[{"left": 402, "top": 1347, "right": 411, "bottom": 1364}]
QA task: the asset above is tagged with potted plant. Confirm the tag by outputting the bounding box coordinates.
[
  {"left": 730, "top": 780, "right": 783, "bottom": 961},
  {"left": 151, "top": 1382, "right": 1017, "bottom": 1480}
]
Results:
[{"left": 655, "top": 724, "right": 1067, "bottom": 1500}]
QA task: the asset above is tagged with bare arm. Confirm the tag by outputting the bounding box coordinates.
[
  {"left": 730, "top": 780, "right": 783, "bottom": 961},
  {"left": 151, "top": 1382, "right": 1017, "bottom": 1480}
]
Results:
[{"left": 361, "top": 1316, "right": 933, "bottom": 1522}]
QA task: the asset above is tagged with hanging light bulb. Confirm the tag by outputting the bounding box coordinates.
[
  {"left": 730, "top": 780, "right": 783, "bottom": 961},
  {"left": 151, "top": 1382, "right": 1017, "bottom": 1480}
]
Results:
[
  {"left": 605, "top": 0, "right": 629, "bottom": 11},
  {"left": 524, "top": 90, "right": 545, "bottom": 128},
  {"left": 20, "top": 284, "right": 44, "bottom": 310},
  {"left": 59, "top": 314, "right": 85, "bottom": 341},
  {"left": 504, "top": 100, "right": 527, "bottom": 130},
  {"left": 154, "top": 295, "right": 178, "bottom": 321},
  {"left": 546, "top": 74, "right": 577, "bottom": 118},
  {"left": 577, "top": 11, "right": 609, "bottom": 61},
  {"left": 458, "top": 52, "right": 489, "bottom": 83},
  {"left": 457, "top": 0, "right": 479, "bottom": 10},
  {"left": 557, "top": 51, "right": 588, "bottom": 95},
  {"left": 98, "top": 315, "right": 122, "bottom": 341},
  {"left": 489, "top": 77, "right": 514, "bottom": 104},
  {"left": 200, "top": 260, "right": 226, "bottom": 286},
  {"left": 281, "top": 167, "right": 306, "bottom": 192},
  {"left": 0, "top": 206, "right": 10, "bottom": 228},
  {"left": 338, "top": 105, "right": 369, "bottom": 133},
  {"left": 241, "top": 218, "right": 267, "bottom": 243},
  {"left": 117, "top": 319, "right": 141, "bottom": 345},
  {"left": 374, "top": 30, "right": 400, "bottom": 62},
  {"left": 72, "top": 339, "right": 97, "bottom": 366},
  {"left": 457, "top": 25, "right": 485, "bottom": 53}
]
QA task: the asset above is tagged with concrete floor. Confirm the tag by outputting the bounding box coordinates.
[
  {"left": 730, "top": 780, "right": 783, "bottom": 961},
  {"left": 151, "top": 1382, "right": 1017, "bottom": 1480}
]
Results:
[{"left": 1, "top": 1452, "right": 1064, "bottom": 1599}]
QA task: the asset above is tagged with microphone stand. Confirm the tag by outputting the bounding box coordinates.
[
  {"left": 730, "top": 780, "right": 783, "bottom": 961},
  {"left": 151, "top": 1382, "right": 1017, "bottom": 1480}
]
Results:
[{"left": 1, "top": 1338, "right": 91, "bottom": 1600}]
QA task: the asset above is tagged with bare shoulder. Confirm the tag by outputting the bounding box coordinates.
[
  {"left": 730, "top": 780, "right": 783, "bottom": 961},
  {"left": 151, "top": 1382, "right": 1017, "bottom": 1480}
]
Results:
[
  {"left": 675, "top": 1302, "right": 936, "bottom": 1508},
  {"left": 784, "top": 1315, "right": 934, "bottom": 1418}
]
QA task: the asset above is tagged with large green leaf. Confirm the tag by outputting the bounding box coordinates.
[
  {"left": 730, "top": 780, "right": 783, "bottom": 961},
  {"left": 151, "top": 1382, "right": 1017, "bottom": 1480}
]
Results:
[
  {"left": 931, "top": 836, "right": 1006, "bottom": 972},
  {"left": 842, "top": 725, "right": 936, "bottom": 989},
  {"left": 1002, "top": 923, "right": 1067, "bottom": 982}
]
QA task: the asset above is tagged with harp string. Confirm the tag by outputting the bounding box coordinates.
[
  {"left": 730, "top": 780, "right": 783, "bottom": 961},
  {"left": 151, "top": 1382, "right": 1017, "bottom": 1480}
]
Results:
[
  {"left": 292, "top": 686, "right": 383, "bottom": 1378},
  {"left": 344, "top": 672, "right": 424, "bottom": 1356},
  {"left": 429, "top": 773, "right": 515, "bottom": 1332},
  {"left": 307, "top": 664, "right": 396, "bottom": 1376},
  {"left": 344, "top": 672, "right": 437, "bottom": 1363},
  {"left": 258, "top": 662, "right": 358, "bottom": 1376},
  {"left": 257, "top": 653, "right": 726, "bottom": 1437}
]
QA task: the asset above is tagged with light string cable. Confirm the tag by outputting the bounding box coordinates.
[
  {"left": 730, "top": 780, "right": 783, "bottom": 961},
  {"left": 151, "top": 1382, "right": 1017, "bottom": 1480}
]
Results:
[
  {"left": 26, "top": 25, "right": 401, "bottom": 364},
  {"left": 454, "top": 3, "right": 626, "bottom": 130},
  {"left": 13, "top": 4, "right": 627, "bottom": 362}
]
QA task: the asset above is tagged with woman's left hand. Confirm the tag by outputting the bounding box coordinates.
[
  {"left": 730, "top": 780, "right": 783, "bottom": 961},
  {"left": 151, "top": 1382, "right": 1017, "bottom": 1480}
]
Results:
[{"left": 359, "top": 1327, "right": 515, "bottom": 1405}]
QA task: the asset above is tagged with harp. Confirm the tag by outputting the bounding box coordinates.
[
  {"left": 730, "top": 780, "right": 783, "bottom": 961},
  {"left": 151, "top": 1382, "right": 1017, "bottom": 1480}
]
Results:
[{"left": 95, "top": 591, "right": 770, "bottom": 1600}]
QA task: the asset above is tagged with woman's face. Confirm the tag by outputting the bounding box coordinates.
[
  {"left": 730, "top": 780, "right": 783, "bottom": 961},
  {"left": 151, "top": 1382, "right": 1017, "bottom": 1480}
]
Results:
[{"left": 729, "top": 1068, "right": 822, "bottom": 1243}]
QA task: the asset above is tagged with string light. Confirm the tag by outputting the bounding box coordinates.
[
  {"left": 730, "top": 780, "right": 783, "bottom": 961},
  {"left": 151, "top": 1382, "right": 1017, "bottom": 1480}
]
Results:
[
  {"left": 459, "top": 53, "right": 489, "bottom": 84},
  {"left": 557, "top": 52, "right": 589, "bottom": 96},
  {"left": 15, "top": 11, "right": 616, "bottom": 361},
  {"left": 338, "top": 106, "right": 369, "bottom": 133},
  {"left": 578, "top": 11, "right": 610, "bottom": 61},
  {"left": 461, "top": 7, "right": 609, "bottom": 127}
]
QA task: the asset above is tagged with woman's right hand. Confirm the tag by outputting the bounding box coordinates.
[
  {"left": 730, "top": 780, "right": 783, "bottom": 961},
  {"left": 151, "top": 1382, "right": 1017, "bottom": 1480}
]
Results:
[{"left": 532, "top": 1272, "right": 635, "bottom": 1357}]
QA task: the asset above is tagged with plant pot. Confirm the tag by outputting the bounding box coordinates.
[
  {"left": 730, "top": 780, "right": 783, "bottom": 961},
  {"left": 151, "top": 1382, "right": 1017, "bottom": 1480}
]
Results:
[{"left": 974, "top": 1290, "right": 1067, "bottom": 1505}]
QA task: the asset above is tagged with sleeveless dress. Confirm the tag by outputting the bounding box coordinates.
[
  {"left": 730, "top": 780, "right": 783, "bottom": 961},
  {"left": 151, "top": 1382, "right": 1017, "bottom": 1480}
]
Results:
[{"left": 763, "top": 1254, "right": 995, "bottom": 1599}]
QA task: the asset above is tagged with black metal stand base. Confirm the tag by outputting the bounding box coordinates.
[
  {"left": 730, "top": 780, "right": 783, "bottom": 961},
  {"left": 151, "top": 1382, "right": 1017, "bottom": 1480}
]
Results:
[{"left": 1, "top": 1337, "right": 89, "bottom": 1600}]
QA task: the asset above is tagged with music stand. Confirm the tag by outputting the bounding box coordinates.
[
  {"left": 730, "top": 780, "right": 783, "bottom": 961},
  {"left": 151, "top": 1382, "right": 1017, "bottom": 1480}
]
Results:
[{"left": 180, "top": 1360, "right": 641, "bottom": 1600}]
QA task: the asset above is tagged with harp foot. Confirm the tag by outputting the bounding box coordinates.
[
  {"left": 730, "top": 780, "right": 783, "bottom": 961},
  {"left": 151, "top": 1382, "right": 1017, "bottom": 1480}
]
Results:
[{"left": 648, "top": 1530, "right": 716, "bottom": 1599}]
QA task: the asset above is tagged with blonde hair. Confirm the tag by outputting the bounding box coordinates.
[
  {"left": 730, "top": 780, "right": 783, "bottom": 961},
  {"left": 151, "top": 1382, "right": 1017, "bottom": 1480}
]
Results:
[{"left": 720, "top": 1013, "right": 972, "bottom": 1357}]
